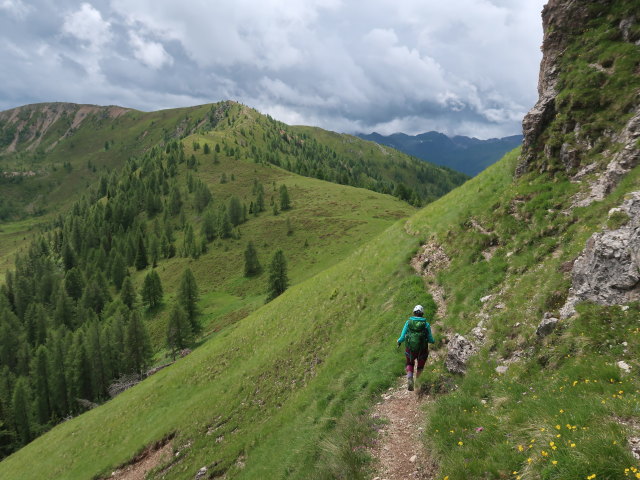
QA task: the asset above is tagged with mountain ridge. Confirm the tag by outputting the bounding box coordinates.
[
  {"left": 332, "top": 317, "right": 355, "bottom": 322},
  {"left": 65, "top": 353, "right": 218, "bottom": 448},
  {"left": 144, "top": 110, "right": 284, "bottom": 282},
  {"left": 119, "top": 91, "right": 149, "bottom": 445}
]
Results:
[{"left": 357, "top": 130, "right": 523, "bottom": 176}]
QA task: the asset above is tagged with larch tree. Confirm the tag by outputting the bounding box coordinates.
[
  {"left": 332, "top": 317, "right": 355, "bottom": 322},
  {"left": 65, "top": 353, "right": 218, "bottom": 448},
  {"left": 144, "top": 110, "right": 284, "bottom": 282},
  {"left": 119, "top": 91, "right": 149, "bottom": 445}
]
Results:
[
  {"left": 141, "top": 270, "right": 163, "bottom": 309},
  {"left": 267, "top": 250, "right": 289, "bottom": 301},
  {"left": 177, "top": 268, "right": 199, "bottom": 331},
  {"left": 124, "top": 311, "right": 152, "bottom": 375},
  {"left": 166, "top": 305, "right": 192, "bottom": 359},
  {"left": 244, "top": 242, "right": 261, "bottom": 277}
]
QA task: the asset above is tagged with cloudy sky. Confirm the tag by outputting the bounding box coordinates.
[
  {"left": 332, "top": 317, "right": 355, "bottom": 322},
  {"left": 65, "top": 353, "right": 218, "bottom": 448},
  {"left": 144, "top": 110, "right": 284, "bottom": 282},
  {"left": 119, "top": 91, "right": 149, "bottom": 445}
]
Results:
[{"left": 0, "top": 0, "right": 547, "bottom": 138}]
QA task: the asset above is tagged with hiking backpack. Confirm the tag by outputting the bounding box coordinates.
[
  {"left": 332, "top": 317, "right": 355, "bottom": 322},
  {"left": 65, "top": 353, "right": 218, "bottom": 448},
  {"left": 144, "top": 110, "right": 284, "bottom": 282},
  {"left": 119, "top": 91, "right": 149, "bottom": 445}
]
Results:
[{"left": 405, "top": 318, "right": 427, "bottom": 352}]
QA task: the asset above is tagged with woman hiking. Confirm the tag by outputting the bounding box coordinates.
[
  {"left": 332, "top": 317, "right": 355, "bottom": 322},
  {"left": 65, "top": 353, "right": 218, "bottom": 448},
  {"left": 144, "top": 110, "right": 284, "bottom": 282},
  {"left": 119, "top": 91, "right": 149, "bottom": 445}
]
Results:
[{"left": 397, "top": 305, "right": 435, "bottom": 391}]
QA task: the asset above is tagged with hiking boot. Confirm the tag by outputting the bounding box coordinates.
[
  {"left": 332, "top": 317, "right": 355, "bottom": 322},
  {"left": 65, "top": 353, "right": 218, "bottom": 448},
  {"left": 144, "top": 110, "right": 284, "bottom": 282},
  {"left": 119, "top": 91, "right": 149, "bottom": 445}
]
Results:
[{"left": 407, "top": 377, "right": 414, "bottom": 391}]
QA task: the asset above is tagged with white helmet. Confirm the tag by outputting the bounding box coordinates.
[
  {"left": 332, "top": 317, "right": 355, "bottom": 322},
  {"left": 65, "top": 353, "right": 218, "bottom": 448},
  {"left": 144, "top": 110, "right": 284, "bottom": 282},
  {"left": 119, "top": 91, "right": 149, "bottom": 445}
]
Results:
[{"left": 413, "top": 305, "right": 423, "bottom": 315}]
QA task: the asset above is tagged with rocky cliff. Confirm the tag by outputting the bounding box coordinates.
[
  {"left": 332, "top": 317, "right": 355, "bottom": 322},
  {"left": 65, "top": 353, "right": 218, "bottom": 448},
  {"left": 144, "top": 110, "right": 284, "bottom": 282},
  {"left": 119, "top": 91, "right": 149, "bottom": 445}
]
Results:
[
  {"left": 517, "top": 0, "right": 640, "bottom": 185},
  {"left": 515, "top": 0, "right": 640, "bottom": 317}
]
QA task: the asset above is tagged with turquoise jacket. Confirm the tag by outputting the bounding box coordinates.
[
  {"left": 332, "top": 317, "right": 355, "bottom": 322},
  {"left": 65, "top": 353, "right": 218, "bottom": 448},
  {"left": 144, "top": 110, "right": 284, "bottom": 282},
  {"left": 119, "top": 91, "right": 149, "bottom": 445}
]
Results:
[{"left": 397, "top": 316, "right": 435, "bottom": 345}]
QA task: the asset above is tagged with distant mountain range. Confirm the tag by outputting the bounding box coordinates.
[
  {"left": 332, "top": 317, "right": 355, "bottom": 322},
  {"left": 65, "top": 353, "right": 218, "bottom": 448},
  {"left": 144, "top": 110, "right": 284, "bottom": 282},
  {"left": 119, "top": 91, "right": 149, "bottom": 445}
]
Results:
[{"left": 356, "top": 131, "right": 523, "bottom": 176}]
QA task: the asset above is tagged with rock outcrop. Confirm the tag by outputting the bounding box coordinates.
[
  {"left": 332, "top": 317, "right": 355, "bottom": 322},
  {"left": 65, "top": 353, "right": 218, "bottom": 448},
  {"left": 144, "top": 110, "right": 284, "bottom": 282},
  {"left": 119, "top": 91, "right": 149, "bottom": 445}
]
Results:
[
  {"left": 572, "top": 106, "right": 640, "bottom": 208},
  {"left": 517, "top": 0, "right": 640, "bottom": 181},
  {"left": 516, "top": 0, "right": 597, "bottom": 176},
  {"left": 445, "top": 334, "right": 475, "bottom": 374},
  {"left": 536, "top": 314, "right": 560, "bottom": 338},
  {"left": 561, "top": 191, "right": 640, "bottom": 318}
]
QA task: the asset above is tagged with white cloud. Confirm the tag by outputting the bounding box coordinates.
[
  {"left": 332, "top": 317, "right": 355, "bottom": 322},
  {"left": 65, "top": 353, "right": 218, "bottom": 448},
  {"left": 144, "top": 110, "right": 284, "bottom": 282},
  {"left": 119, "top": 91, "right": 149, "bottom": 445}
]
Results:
[
  {"left": 62, "top": 3, "right": 111, "bottom": 49},
  {"left": 129, "top": 32, "right": 173, "bottom": 69},
  {"left": 0, "top": 0, "right": 31, "bottom": 18},
  {"left": 0, "top": 0, "right": 548, "bottom": 138}
]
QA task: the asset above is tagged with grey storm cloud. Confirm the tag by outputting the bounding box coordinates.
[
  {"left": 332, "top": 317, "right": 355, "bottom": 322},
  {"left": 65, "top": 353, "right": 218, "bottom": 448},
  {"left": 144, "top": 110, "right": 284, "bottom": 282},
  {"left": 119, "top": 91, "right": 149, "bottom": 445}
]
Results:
[{"left": 0, "top": 0, "right": 547, "bottom": 138}]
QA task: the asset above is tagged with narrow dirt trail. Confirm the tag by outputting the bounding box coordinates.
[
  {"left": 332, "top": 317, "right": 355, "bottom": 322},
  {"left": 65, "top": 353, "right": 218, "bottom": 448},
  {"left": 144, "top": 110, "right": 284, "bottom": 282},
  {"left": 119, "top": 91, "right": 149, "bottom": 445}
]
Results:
[{"left": 370, "top": 378, "right": 437, "bottom": 480}]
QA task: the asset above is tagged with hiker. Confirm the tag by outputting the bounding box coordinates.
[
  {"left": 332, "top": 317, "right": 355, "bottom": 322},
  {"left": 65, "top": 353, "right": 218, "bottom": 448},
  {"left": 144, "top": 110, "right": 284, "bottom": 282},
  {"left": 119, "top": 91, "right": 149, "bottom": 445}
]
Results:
[{"left": 397, "top": 305, "right": 435, "bottom": 391}]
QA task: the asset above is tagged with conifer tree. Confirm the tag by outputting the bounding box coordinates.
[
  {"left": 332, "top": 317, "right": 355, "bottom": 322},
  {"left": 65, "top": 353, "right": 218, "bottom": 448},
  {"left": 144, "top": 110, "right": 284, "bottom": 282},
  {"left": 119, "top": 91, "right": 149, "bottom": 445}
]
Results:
[
  {"left": 52, "top": 288, "right": 75, "bottom": 329},
  {"left": 31, "top": 345, "right": 51, "bottom": 424},
  {"left": 168, "top": 185, "right": 182, "bottom": 215},
  {"left": 182, "top": 224, "right": 197, "bottom": 258},
  {"left": 124, "top": 311, "right": 152, "bottom": 375},
  {"left": 110, "top": 252, "right": 127, "bottom": 290},
  {"left": 228, "top": 196, "right": 243, "bottom": 226},
  {"left": 64, "top": 267, "right": 84, "bottom": 301},
  {"left": 134, "top": 234, "right": 148, "bottom": 271},
  {"left": 279, "top": 184, "right": 291, "bottom": 210},
  {"left": 267, "top": 250, "right": 289, "bottom": 301},
  {"left": 148, "top": 235, "right": 160, "bottom": 267},
  {"left": 177, "top": 268, "right": 199, "bottom": 330},
  {"left": 86, "top": 321, "right": 107, "bottom": 399},
  {"left": 23, "top": 304, "right": 38, "bottom": 347},
  {"left": 11, "top": 378, "right": 31, "bottom": 445},
  {"left": 244, "top": 242, "right": 261, "bottom": 277},
  {"left": 47, "top": 330, "right": 69, "bottom": 418},
  {"left": 201, "top": 209, "right": 217, "bottom": 242},
  {"left": 256, "top": 188, "right": 265, "bottom": 212},
  {"left": 120, "top": 277, "right": 136, "bottom": 310},
  {"left": 107, "top": 314, "right": 126, "bottom": 378},
  {"left": 141, "top": 270, "right": 163, "bottom": 309},
  {"left": 69, "top": 330, "right": 93, "bottom": 405},
  {"left": 166, "top": 305, "right": 192, "bottom": 359},
  {"left": 217, "top": 208, "right": 232, "bottom": 239}
]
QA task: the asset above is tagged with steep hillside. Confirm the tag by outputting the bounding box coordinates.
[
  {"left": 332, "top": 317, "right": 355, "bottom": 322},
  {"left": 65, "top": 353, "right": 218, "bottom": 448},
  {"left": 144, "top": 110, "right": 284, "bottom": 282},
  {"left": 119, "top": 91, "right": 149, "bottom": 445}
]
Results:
[{"left": 358, "top": 131, "right": 523, "bottom": 176}]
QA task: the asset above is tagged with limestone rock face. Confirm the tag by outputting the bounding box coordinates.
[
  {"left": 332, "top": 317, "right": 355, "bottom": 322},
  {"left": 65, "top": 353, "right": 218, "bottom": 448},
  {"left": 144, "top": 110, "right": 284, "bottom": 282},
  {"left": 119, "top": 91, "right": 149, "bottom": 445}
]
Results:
[
  {"left": 561, "top": 192, "right": 640, "bottom": 318},
  {"left": 516, "top": 0, "right": 598, "bottom": 176},
  {"left": 445, "top": 334, "right": 475, "bottom": 374},
  {"left": 572, "top": 107, "right": 640, "bottom": 207}
]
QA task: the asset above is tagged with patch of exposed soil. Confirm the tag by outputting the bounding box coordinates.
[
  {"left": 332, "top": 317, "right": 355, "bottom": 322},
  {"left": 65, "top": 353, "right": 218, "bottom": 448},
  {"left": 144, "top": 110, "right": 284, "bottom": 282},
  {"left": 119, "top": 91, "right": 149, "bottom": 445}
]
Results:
[
  {"left": 106, "top": 440, "right": 173, "bottom": 480},
  {"left": 370, "top": 379, "right": 437, "bottom": 480}
]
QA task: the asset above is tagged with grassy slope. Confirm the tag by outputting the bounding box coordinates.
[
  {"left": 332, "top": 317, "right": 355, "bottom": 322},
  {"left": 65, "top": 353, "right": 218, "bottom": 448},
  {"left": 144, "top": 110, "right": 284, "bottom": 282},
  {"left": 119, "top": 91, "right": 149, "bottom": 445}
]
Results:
[
  {"left": 137, "top": 146, "right": 413, "bottom": 354},
  {"left": 407, "top": 157, "right": 640, "bottom": 479}
]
